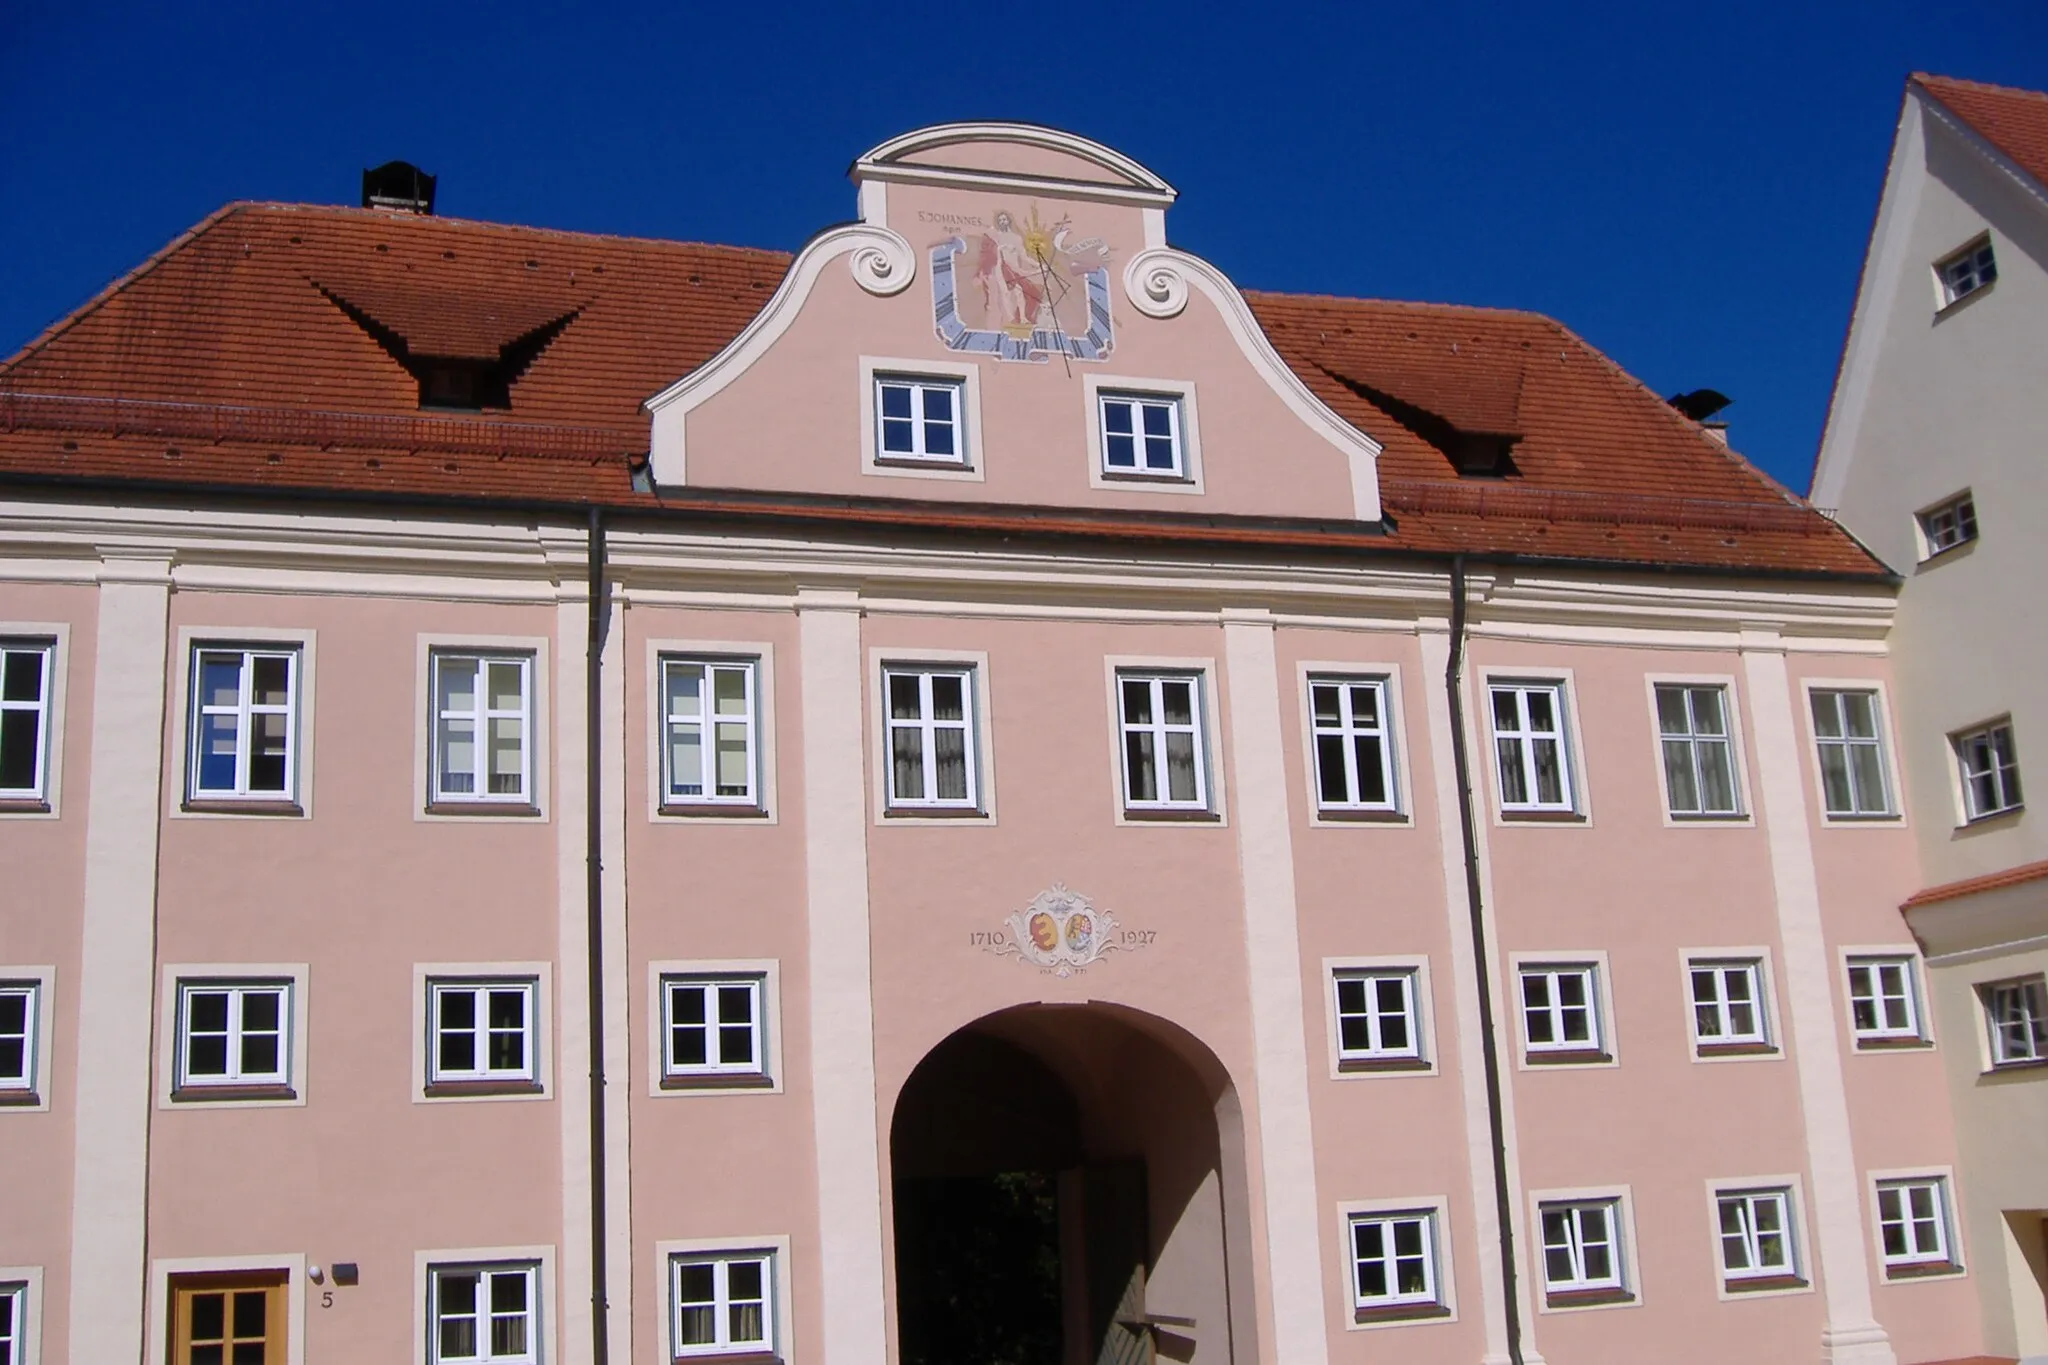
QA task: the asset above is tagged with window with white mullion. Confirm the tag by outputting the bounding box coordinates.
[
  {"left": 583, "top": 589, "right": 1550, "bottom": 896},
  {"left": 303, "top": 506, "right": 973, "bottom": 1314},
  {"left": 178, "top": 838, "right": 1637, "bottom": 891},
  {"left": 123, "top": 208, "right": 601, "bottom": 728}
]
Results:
[
  {"left": 1333, "top": 970, "right": 1420, "bottom": 1062},
  {"left": 1847, "top": 958, "right": 1921, "bottom": 1042},
  {"left": 673, "top": 1253, "right": 774, "bottom": 1356},
  {"left": 433, "top": 653, "right": 531, "bottom": 802},
  {"left": 1689, "top": 960, "right": 1769, "bottom": 1047},
  {"left": 177, "top": 981, "right": 290, "bottom": 1087},
  {"left": 190, "top": 646, "right": 297, "bottom": 799},
  {"left": 884, "top": 667, "right": 977, "bottom": 808},
  {"left": 1539, "top": 1201, "right": 1623, "bottom": 1293},
  {"left": 1876, "top": 1179, "right": 1953, "bottom": 1270},
  {"left": 1717, "top": 1189, "right": 1797, "bottom": 1281},
  {"left": 664, "top": 977, "right": 766, "bottom": 1079},
  {"left": 662, "top": 658, "right": 757, "bottom": 806},
  {"left": 1954, "top": 720, "right": 2022, "bottom": 820},
  {"left": 876, "top": 377, "right": 964, "bottom": 464},
  {"left": 1919, "top": 493, "right": 1978, "bottom": 555},
  {"left": 1119, "top": 673, "right": 1207, "bottom": 810},
  {"left": 0, "top": 983, "right": 37, "bottom": 1093},
  {"left": 1655, "top": 683, "right": 1739, "bottom": 816},
  {"left": 1519, "top": 965, "right": 1601, "bottom": 1054},
  {"left": 431, "top": 1263, "right": 538, "bottom": 1365},
  {"left": 429, "top": 980, "right": 535, "bottom": 1083},
  {"left": 1937, "top": 238, "right": 1996, "bottom": 305},
  {"left": 1810, "top": 689, "right": 1893, "bottom": 817},
  {"left": 1983, "top": 977, "right": 2048, "bottom": 1067},
  {"left": 1310, "top": 678, "right": 1396, "bottom": 811},
  {"left": 1099, "top": 394, "right": 1183, "bottom": 477},
  {"left": 1349, "top": 1212, "right": 1439, "bottom": 1308},
  {"left": 0, "top": 1283, "right": 20, "bottom": 1365},
  {"left": 0, "top": 639, "right": 53, "bottom": 799},
  {"left": 1489, "top": 682, "right": 1573, "bottom": 811}
]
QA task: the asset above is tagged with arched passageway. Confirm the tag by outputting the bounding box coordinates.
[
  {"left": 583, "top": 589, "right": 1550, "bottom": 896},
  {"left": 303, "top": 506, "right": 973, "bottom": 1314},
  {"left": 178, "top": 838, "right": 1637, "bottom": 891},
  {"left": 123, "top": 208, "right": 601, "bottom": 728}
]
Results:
[{"left": 889, "top": 1004, "right": 1253, "bottom": 1365}]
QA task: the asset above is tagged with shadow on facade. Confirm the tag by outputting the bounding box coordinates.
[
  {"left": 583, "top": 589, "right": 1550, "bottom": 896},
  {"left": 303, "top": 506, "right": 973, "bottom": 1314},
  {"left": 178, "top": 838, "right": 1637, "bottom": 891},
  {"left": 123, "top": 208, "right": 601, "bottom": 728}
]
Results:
[{"left": 889, "top": 1003, "right": 1255, "bottom": 1365}]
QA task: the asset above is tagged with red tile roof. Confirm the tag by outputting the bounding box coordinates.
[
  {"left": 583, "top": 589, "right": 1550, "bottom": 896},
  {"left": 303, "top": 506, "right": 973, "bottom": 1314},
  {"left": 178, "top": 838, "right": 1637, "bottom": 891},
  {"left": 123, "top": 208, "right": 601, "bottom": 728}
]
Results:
[
  {"left": 1902, "top": 856, "right": 2048, "bottom": 911},
  {"left": 1916, "top": 73, "right": 2048, "bottom": 191},
  {"left": 0, "top": 202, "right": 1880, "bottom": 577}
]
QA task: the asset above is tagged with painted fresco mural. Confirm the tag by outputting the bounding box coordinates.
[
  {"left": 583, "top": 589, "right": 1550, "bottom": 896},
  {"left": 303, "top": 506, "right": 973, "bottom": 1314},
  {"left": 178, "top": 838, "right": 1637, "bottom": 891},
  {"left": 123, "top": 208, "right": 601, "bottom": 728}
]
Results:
[{"left": 929, "top": 203, "right": 1114, "bottom": 362}]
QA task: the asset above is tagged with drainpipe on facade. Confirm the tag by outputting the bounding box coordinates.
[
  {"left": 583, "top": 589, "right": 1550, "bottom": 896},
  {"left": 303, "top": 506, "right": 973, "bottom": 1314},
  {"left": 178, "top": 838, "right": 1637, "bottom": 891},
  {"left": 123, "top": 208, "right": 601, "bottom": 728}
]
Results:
[
  {"left": 586, "top": 508, "right": 612, "bottom": 1365},
  {"left": 1444, "top": 555, "right": 1526, "bottom": 1365}
]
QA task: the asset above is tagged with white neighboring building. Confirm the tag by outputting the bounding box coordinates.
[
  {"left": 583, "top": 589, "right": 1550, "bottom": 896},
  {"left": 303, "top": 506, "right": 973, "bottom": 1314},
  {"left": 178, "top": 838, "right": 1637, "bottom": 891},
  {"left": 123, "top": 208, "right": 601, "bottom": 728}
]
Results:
[{"left": 1814, "top": 72, "right": 2048, "bottom": 1364}]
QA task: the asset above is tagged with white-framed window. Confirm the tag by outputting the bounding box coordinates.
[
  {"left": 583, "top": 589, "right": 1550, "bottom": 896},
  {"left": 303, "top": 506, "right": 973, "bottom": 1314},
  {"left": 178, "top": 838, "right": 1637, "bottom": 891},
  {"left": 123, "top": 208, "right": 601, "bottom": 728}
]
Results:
[
  {"left": 1332, "top": 968, "right": 1423, "bottom": 1067},
  {"left": 1875, "top": 1177, "right": 1957, "bottom": 1274},
  {"left": 1688, "top": 958, "right": 1772, "bottom": 1052},
  {"left": 1310, "top": 676, "right": 1397, "bottom": 812},
  {"left": 1982, "top": 976, "right": 2048, "bottom": 1068},
  {"left": 1918, "top": 492, "right": 1978, "bottom": 557},
  {"left": 1098, "top": 392, "right": 1185, "bottom": 478},
  {"left": 883, "top": 666, "right": 979, "bottom": 810},
  {"left": 1538, "top": 1198, "right": 1627, "bottom": 1297},
  {"left": 661, "top": 657, "right": 758, "bottom": 808},
  {"left": 1847, "top": 956, "right": 1924, "bottom": 1045},
  {"left": 1809, "top": 688, "right": 1894, "bottom": 818},
  {"left": 1347, "top": 1209, "right": 1443, "bottom": 1314},
  {"left": 175, "top": 980, "right": 292, "bottom": 1092},
  {"left": 662, "top": 975, "right": 768, "bottom": 1085},
  {"left": 430, "top": 1261, "right": 539, "bottom": 1364},
  {"left": 1936, "top": 235, "right": 1997, "bottom": 307},
  {"left": 431, "top": 651, "right": 533, "bottom": 804},
  {"left": 671, "top": 1251, "right": 774, "bottom": 1357},
  {"left": 1117, "top": 671, "right": 1209, "bottom": 812},
  {"left": 1489, "top": 681, "right": 1575, "bottom": 813},
  {"left": 1654, "top": 683, "right": 1740, "bottom": 817},
  {"left": 1519, "top": 964, "right": 1604, "bottom": 1058},
  {"left": 0, "top": 640, "right": 54, "bottom": 802},
  {"left": 187, "top": 646, "right": 298, "bottom": 801},
  {"left": 1953, "top": 719, "right": 2022, "bottom": 821},
  {"left": 0, "top": 983, "right": 38, "bottom": 1099},
  {"left": 428, "top": 979, "right": 538, "bottom": 1087},
  {"left": 1716, "top": 1187, "right": 1800, "bottom": 1285},
  {"left": 874, "top": 375, "right": 966, "bottom": 464},
  {"left": 0, "top": 1280, "right": 23, "bottom": 1365}
]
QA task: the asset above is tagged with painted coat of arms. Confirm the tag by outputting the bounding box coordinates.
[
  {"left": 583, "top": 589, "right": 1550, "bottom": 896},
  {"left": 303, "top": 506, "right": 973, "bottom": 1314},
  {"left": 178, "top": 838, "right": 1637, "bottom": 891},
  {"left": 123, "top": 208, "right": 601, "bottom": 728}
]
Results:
[
  {"left": 985, "top": 884, "right": 1148, "bottom": 978},
  {"left": 931, "top": 204, "right": 1114, "bottom": 363}
]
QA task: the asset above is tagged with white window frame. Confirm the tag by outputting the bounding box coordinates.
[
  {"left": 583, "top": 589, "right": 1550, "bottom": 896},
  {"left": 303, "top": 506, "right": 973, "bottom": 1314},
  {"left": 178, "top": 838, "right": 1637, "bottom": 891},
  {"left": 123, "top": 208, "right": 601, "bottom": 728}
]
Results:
[
  {"left": 1323, "top": 958, "right": 1436, "bottom": 1076},
  {"left": 1531, "top": 1188, "right": 1639, "bottom": 1310},
  {"left": 185, "top": 644, "right": 301, "bottom": 803},
  {"left": 1706, "top": 1179, "right": 1809, "bottom": 1297},
  {"left": 421, "top": 1255, "right": 548, "bottom": 1365},
  {"left": 653, "top": 1236, "right": 792, "bottom": 1365},
  {"left": 1841, "top": 950, "right": 1929, "bottom": 1048},
  {"left": 1483, "top": 675, "right": 1581, "bottom": 817},
  {"left": 0, "top": 974, "right": 51, "bottom": 1108},
  {"left": 1803, "top": 681, "right": 1899, "bottom": 822},
  {"left": 1952, "top": 718, "right": 2022, "bottom": 823},
  {"left": 1647, "top": 678, "right": 1746, "bottom": 820},
  {"left": 429, "top": 650, "right": 535, "bottom": 807},
  {"left": 1914, "top": 489, "right": 1978, "bottom": 560},
  {"left": 872, "top": 375, "right": 967, "bottom": 464},
  {"left": 658, "top": 655, "right": 761, "bottom": 811},
  {"left": 412, "top": 635, "right": 549, "bottom": 820},
  {"left": 0, "top": 637, "right": 57, "bottom": 808},
  {"left": 1306, "top": 674, "right": 1401, "bottom": 816},
  {"left": 170, "top": 626, "right": 314, "bottom": 819},
  {"left": 1683, "top": 953, "right": 1778, "bottom": 1057},
  {"left": 858, "top": 356, "right": 983, "bottom": 483},
  {"left": 880, "top": 664, "right": 982, "bottom": 812},
  {"left": 1869, "top": 1171, "right": 1963, "bottom": 1278},
  {"left": 1342, "top": 1203, "right": 1451, "bottom": 1322},
  {"left": 420, "top": 972, "right": 546, "bottom": 1096},
  {"left": 171, "top": 979, "right": 294, "bottom": 1095},
  {"left": 157, "top": 964, "right": 309, "bottom": 1109},
  {"left": 1114, "top": 668, "right": 1213, "bottom": 815},
  {"left": 1083, "top": 374, "right": 1204, "bottom": 495},
  {"left": 649, "top": 960, "right": 783, "bottom": 1095},
  {"left": 646, "top": 639, "right": 777, "bottom": 824},
  {"left": 669, "top": 1251, "right": 775, "bottom": 1358},
  {"left": 1514, "top": 959, "right": 1610, "bottom": 1064},
  {"left": 0, "top": 1268, "right": 41, "bottom": 1365},
  {"left": 1979, "top": 974, "right": 2048, "bottom": 1069},
  {"left": 1934, "top": 233, "right": 1997, "bottom": 309}
]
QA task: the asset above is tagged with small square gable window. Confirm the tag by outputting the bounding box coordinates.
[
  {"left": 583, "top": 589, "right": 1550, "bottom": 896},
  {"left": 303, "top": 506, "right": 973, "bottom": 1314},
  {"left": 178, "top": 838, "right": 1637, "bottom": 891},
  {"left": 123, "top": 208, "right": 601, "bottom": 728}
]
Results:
[{"left": 1936, "top": 236, "right": 1996, "bottom": 308}]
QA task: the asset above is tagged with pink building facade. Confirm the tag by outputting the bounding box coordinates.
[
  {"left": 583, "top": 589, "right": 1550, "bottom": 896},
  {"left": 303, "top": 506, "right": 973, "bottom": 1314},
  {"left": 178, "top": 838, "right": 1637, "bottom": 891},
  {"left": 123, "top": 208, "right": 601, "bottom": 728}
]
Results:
[{"left": 0, "top": 125, "right": 1991, "bottom": 1365}]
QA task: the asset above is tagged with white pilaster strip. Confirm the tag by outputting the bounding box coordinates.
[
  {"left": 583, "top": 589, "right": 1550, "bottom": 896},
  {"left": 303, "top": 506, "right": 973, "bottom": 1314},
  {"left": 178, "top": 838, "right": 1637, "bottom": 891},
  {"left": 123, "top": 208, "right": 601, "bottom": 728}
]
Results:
[
  {"left": 555, "top": 596, "right": 596, "bottom": 1365},
  {"left": 1220, "top": 609, "right": 1329, "bottom": 1365},
  {"left": 1742, "top": 634, "right": 1895, "bottom": 1365},
  {"left": 796, "top": 589, "right": 888, "bottom": 1365},
  {"left": 1417, "top": 623, "right": 1541, "bottom": 1365},
  {"left": 68, "top": 554, "right": 172, "bottom": 1364}
]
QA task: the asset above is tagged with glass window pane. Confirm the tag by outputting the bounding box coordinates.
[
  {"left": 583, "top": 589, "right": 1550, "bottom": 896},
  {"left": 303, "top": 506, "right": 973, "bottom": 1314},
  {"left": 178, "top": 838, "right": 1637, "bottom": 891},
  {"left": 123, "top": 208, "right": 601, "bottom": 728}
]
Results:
[
  {"left": 1103, "top": 401, "right": 1133, "bottom": 436},
  {"left": 929, "top": 674, "right": 964, "bottom": 721},
  {"left": 1315, "top": 734, "right": 1348, "bottom": 803},
  {"left": 1165, "top": 732, "right": 1197, "bottom": 803},
  {"left": 891, "top": 728, "right": 925, "bottom": 802},
  {"left": 486, "top": 661, "right": 524, "bottom": 712},
  {"left": 0, "top": 710, "right": 39, "bottom": 790},
  {"left": 888, "top": 674, "right": 923, "bottom": 721},
  {"left": 251, "top": 656, "right": 290, "bottom": 707},
  {"left": 0, "top": 650, "right": 42, "bottom": 702},
  {"left": 711, "top": 668, "right": 747, "bottom": 716},
  {"left": 249, "top": 713, "right": 289, "bottom": 792},
  {"left": 669, "top": 726, "right": 704, "bottom": 797},
  {"left": 1161, "top": 681, "right": 1193, "bottom": 726},
  {"left": 1125, "top": 732, "right": 1157, "bottom": 803},
  {"left": 714, "top": 724, "right": 750, "bottom": 796},
  {"left": 921, "top": 387, "right": 952, "bottom": 422},
  {"left": 934, "top": 728, "right": 969, "bottom": 802},
  {"left": 667, "top": 665, "right": 704, "bottom": 717},
  {"left": 438, "top": 658, "right": 478, "bottom": 714},
  {"left": 488, "top": 717, "right": 523, "bottom": 793},
  {"left": 1352, "top": 736, "right": 1387, "bottom": 804},
  {"left": 1655, "top": 686, "right": 1690, "bottom": 734},
  {"left": 201, "top": 656, "right": 243, "bottom": 710},
  {"left": 439, "top": 718, "right": 477, "bottom": 794},
  {"left": 880, "top": 385, "right": 911, "bottom": 419},
  {"left": 1663, "top": 738, "right": 1699, "bottom": 811},
  {"left": 1121, "top": 679, "right": 1153, "bottom": 725},
  {"left": 197, "top": 713, "right": 240, "bottom": 791},
  {"left": 1311, "top": 684, "right": 1340, "bottom": 726}
]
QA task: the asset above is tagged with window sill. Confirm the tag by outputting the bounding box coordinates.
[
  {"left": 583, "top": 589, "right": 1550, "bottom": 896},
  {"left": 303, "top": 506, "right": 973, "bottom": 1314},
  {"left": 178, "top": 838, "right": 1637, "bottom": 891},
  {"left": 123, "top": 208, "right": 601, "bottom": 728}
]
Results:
[
  {"left": 181, "top": 798, "right": 304, "bottom": 817},
  {"left": 171, "top": 1083, "right": 297, "bottom": 1103},
  {"left": 873, "top": 455, "right": 973, "bottom": 473},
  {"left": 1985, "top": 1056, "right": 2048, "bottom": 1075},
  {"left": 1498, "top": 807, "right": 1585, "bottom": 824},
  {"left": 0, "top": 1088, "right": 42, "bottom": 1107},
  {"left": 1099, "top": 468, "right": 1191, "bottom": 485},
  {"left": 1353, "top": 1301, "right": 1452, "bottom": 1324},
  {"left": 1668, "top": 811, "right": 1747, "bottom": 823},
  {"left": 1336, "top": 1055, "right": 1431, "bottom": 1074},
  {"left": 1853, "top": 1035, "right": 1932, "bottom": 1052},
  {"left": 1315, "top": 806, "right": 1406, "bottom": 823},
  {"left": 1961, "top": 805, "right": 2024, "bottom": 828},
  {"left": 659, "top": 802, "right": 768, "bottom": 819},
  {"left": 423, "top": 1079, "right": 544, "bottom": 1099},
  {"left": 424, "top": 801, "right": 541, "bottom": 817},
  {"left": 1694, "top": 1041, "right": 1778, "bottom": 1059},
  {"left": 1524, "top": 1048, "right": 1613, "bottom": 1067},
  {"left": 1121, "top": 807, "right": 1221, "bottom": 823},
  {"left": 882, "top": 805, "right": 987, "bottom": 820},
  {"left": 1934, "top": 279, "right": 1994, "bottom": 321},
  {"left": 674, "top": 1352, "right": 780, "bottom": 1365},
  {"left": 1542, "top": 1287, "right": 1634, "bottom": 1309},
  {"left": 0, "top": 797, "right": 51, "bottom": 815},
  {"left": 1883, "top": 1259, "right": 1963, "bottom": 1281},
  {"left": 660, "top": 1072, "right": 775, "bottom": 1092},
  {"left": 1724, "top": 1273, "right": 1808, "bottom": 1294},
  {"left": 1821, "top": 811, "right": 1902, "bottom": 824}
]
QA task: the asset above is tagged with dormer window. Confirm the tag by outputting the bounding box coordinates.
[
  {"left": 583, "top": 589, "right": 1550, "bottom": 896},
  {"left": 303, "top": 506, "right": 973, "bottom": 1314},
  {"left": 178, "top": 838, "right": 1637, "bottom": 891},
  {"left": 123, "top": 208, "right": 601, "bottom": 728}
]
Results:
[
  {"left": 420, "top": 359, "right": 495, "bottom": 411},
  {"left": 1936, "top": 236, "right": 1996, "bottom": 308}
]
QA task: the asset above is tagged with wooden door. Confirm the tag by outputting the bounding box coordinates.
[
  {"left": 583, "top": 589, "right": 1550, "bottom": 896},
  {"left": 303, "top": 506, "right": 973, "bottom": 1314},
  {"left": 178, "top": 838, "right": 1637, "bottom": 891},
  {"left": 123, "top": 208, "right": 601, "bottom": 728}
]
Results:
[{"left": 169, "top": 1274, "right": 287, "bottom": 1365}]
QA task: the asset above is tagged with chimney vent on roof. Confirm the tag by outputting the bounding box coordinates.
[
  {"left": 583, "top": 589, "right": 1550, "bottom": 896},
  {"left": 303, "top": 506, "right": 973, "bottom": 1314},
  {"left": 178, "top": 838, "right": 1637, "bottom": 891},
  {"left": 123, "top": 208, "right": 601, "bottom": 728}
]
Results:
[{"left": 361, "top": 161, "right": 436, "bottom": 215}]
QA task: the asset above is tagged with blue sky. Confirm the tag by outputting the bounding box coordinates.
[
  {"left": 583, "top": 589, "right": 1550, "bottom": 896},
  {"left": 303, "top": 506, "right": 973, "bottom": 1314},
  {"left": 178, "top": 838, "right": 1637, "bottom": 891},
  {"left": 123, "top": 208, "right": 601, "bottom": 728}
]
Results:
[{"left": 5, "top": 1, "right": 2045, "bottom": 494}]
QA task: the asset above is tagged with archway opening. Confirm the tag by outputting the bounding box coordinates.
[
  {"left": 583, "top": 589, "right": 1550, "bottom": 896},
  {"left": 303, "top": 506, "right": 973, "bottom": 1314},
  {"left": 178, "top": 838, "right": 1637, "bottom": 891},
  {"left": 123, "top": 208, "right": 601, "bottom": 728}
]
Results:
[{"left": 889, "top": 1004, "right": 1249, "bottom": 1365}]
